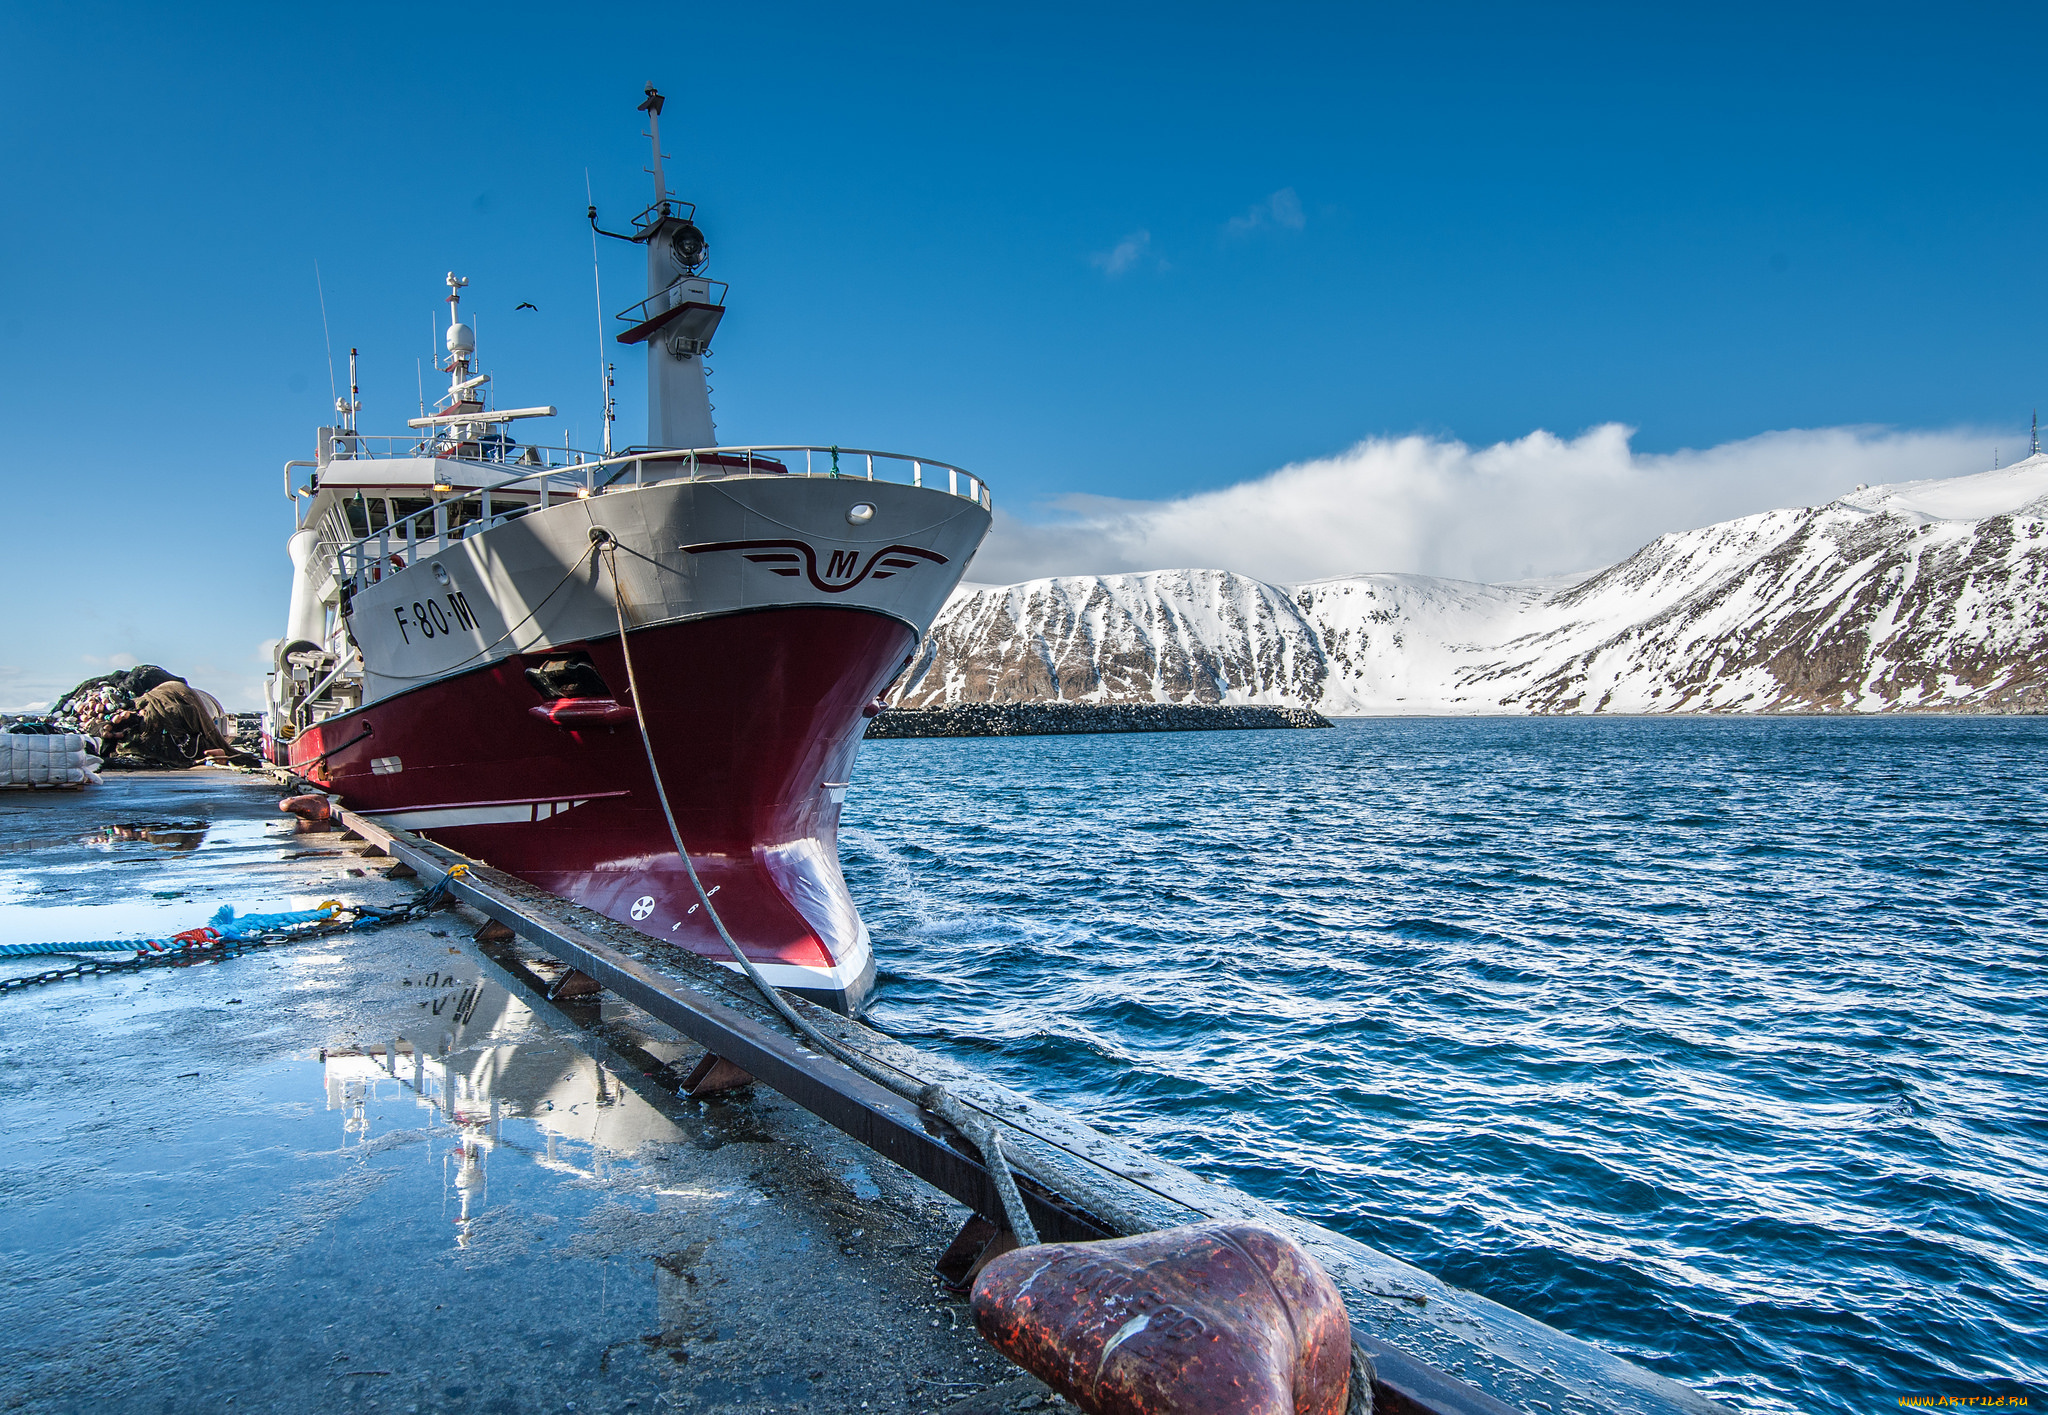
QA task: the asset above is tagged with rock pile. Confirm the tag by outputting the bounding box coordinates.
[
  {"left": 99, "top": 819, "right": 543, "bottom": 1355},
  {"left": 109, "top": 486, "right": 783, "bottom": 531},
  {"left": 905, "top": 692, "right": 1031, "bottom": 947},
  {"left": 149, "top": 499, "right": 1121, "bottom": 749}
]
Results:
[{"left": 864, "top": 702, "right": 1332, "bottom": 739}]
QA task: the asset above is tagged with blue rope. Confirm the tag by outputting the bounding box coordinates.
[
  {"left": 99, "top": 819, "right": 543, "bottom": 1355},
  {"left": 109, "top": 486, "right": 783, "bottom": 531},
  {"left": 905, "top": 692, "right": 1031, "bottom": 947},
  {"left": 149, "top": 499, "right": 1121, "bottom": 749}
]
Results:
[
  {"left": 0, "top": 939, "right": 171, "bottom": 956},
  {"left": 208, "top": 905, "right": 342, "bottom": 939}
]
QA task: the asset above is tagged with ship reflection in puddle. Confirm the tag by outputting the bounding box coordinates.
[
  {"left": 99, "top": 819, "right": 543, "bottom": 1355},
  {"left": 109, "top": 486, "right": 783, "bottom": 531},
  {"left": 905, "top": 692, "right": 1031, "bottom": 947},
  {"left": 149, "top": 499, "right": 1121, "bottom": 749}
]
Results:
[
  {"left": 320, "top": 962, "right": 686, "bottom": 1249},
  {"left": 1, "top": 817, "right": 226, "bottom": 860},
  {"left": 84, "top": 821, "right": 212, "bottom": 851}
]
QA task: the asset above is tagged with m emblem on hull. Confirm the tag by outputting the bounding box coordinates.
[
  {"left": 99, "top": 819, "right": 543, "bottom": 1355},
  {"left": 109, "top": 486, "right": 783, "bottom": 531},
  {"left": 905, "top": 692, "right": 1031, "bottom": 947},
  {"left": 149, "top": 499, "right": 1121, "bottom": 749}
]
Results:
[{"left": 682, "top": 539, "right": 948, "bottom": 593}]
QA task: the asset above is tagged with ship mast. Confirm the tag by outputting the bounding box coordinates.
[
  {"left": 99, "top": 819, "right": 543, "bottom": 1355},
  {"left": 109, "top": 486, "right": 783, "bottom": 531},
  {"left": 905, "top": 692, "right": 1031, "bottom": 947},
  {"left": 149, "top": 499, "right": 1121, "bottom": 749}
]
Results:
[
  {"left": 402, "top": 274, "right": 556, "bottom": 447},
  {"left": 439, "top": 274, "right": 485, "bottom": 450},
  {"left": 589, "top": 84, "right": 725, "bottom": 451},
  {"left": 640, "top": 84, "right": 669, "bottom": 215}
]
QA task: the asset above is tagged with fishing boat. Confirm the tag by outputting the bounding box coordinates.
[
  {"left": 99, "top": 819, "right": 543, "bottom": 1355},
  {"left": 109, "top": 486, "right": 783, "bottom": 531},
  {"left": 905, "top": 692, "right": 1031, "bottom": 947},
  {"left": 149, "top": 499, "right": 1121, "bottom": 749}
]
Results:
[{"left": 265, "top": 86, "right": 993, "bottom": 1012}]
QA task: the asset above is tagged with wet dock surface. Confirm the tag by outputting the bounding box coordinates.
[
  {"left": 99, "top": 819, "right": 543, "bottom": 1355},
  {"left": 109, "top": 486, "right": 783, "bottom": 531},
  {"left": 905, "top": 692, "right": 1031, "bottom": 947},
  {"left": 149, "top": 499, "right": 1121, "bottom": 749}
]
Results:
[{"left": 0, "top": 774, "right": 1055, "bottom": 1415}]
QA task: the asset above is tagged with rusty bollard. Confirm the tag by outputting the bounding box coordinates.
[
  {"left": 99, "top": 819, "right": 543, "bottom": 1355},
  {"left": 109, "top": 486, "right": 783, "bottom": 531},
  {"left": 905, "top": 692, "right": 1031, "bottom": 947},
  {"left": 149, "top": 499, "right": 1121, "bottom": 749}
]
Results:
[
  {"left": 278, "top": 794, "right": 334, "bottom": 831},
  {"left": 970, "top": 1222, "right": 1351, "bottom": 1415}
]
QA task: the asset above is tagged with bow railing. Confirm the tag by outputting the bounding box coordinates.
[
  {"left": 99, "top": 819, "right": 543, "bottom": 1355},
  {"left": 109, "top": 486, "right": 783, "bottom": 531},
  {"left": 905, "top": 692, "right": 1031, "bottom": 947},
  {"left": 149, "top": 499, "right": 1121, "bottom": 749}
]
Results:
[{"left": 325, "top": 444, "right": 991, "bottom": 594}]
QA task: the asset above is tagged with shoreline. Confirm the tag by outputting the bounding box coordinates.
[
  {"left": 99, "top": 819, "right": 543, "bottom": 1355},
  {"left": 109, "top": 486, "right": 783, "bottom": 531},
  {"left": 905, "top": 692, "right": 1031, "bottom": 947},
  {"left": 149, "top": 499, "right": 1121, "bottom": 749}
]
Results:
[{"left": 865, "top": 702, "right": 1332, "bottom": 738}]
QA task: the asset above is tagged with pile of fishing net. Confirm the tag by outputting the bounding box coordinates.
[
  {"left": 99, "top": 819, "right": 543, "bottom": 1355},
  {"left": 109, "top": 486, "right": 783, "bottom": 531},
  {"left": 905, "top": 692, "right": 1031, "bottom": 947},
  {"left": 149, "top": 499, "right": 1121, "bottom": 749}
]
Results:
[
  {"left": 12, "top": 666, "right": 250, "bottom": 769},
  {"left": 48, "top": 665, "right": 186, "bottom": 740}
]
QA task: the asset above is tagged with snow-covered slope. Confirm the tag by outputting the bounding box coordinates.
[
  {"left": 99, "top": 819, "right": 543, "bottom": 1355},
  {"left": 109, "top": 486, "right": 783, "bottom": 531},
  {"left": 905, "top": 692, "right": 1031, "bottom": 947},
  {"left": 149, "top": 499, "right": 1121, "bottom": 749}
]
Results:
[
  {"left": 896, "top": 569, "right": 1330, "bottom": 707},
  {"left": 898, "top": 456, "right": 2048, "bottom": 714}
]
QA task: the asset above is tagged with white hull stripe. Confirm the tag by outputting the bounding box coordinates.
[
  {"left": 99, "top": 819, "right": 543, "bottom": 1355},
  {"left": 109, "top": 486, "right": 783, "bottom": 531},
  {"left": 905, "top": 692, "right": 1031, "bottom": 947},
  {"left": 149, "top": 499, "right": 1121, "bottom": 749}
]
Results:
[
  {"left": 361, "top": 792, "right": 626, "bottom": 831},
  {"left": 706, "top": 950, "right": 871, "bottom": 990}
]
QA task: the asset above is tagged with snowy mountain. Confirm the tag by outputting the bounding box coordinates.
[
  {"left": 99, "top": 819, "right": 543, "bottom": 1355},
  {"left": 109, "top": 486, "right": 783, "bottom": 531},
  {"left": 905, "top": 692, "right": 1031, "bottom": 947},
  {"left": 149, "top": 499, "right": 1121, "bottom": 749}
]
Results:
[{"left": 897, "top": 457, "right": 2048, "bottom": 714}]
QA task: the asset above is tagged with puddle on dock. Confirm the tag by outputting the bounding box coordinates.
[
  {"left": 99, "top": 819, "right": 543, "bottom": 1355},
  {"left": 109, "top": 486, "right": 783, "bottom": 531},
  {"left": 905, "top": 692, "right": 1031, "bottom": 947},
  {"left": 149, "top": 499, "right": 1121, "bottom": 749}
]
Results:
[
  {"left": 82, "top": 820, "right": 213, "bottom": 850},
  {"left": 0, "top": 772, "right": 1007, "bottom": 1413}
]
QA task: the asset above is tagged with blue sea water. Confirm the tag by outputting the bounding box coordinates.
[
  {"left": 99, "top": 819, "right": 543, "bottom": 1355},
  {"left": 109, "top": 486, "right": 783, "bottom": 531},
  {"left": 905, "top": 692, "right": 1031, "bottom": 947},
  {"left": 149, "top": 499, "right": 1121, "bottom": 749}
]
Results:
[{"left": 842, "top": 716, "right": 2048, "bottom": 1415}]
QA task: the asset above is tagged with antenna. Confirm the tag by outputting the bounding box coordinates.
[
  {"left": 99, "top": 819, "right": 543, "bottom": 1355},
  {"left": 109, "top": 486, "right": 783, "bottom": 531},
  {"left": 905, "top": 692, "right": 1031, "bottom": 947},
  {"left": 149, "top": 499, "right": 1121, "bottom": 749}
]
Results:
[
  {"left": 314, "top": 261, "right": 337, "bottom": 412},
  {"left": 2033, "top": 410, "right": 2039, "bottom": 457},
  {"left": 588, "top": 168, "right": 610, "bottom": 457},
  {"left": 341, "top": 347, "right": 360, "bottom": 432},
  {"left": 416, "top": 358, "right": 425, "bottom": 419},
  {"left": 638, "top": 83, "right": 668, "bottom": 212}
]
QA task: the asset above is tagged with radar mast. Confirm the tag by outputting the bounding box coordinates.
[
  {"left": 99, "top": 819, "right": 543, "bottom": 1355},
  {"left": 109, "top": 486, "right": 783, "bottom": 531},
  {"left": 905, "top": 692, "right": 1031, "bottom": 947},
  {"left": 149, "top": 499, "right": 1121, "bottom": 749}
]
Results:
[{"left": 589, "top": 85, "right": 726, "bottom": 450}]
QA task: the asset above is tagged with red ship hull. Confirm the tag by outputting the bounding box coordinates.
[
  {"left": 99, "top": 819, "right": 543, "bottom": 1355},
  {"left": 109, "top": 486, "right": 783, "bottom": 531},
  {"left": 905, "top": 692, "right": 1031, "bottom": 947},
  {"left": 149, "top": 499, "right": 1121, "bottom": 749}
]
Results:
[{"left": 287, "top": 605, "right": 915, "bottom": 1012}]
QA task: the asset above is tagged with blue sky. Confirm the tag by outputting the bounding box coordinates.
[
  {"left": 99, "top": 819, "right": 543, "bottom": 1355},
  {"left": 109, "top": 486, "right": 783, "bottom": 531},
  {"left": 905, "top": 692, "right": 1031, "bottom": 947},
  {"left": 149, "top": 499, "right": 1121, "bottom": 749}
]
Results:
[{"left": 3, "top": 1, "right": 2043, "bottom": 708}]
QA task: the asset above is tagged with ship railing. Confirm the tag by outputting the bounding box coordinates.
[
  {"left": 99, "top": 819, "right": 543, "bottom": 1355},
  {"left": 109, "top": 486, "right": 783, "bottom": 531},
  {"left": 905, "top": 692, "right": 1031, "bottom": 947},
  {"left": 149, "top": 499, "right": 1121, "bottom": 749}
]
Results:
[
  {"left": 327, "top": 443, "right": 991, "bottom": 596},
  {"left": 593, "top": 444, "right": 992, "bottom": 511},
  {"left": 310, "top": 433, "right": 602, "bottom": 476},
  {"left": 328, "top": 471, "right": 588, "bottom": 594},
  {"left": 612, "top": 280, "right": 730, "bottom": 330}
]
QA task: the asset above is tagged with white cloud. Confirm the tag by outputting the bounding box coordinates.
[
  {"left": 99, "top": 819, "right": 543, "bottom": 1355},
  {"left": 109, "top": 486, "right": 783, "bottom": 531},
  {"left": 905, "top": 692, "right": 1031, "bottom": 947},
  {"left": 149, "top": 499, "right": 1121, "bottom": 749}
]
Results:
[
  {"left": 79, "top": 651, "right": 140, "bottom": 669},
  {"left": 1089, "top": 230, "right": 1157, "bottom": 277},
  {"left": 0, "top": 665, "right": 51, "bottom": 716},
  {"left": 967, "top": 423, "right": 2002, "bottom": 587},
  {"left": 1226, "top": 187, "right": 1305, "bottom": 236}
]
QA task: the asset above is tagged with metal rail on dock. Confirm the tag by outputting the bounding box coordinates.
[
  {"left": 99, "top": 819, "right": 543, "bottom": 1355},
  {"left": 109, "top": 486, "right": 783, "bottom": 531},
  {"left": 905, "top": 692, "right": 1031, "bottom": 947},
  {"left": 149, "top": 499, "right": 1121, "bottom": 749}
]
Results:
[{"left": 335, "top": 804, "right": 1725, "bottom": 1415}]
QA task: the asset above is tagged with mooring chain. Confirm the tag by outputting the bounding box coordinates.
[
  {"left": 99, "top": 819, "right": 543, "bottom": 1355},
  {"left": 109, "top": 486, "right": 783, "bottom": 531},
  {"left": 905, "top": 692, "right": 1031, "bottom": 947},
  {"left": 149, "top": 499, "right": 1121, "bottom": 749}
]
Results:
[
  {"left": 0, "top": 881, "right": 456, "bottom": 997},
  {"left": 0, "top": 933, "right": 321, "bottom": 994},
  {"left": 0, "top": 954, "right": 167, "bottom": 994}
]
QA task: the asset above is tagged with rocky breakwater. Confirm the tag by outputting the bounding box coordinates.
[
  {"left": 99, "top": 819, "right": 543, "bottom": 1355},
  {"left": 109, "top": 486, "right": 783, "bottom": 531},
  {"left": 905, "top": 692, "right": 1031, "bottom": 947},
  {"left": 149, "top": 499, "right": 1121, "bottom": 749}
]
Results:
[{"left": 864, "top": 702, "right": 1332, "bottom": 738}]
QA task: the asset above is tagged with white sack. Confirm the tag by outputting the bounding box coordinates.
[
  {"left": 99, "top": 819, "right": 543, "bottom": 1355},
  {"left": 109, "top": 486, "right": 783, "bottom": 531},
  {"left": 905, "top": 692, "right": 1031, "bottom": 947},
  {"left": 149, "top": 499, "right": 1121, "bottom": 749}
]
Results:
[{"left": 0, "top": 733, "right": 105, "bottom": 788}]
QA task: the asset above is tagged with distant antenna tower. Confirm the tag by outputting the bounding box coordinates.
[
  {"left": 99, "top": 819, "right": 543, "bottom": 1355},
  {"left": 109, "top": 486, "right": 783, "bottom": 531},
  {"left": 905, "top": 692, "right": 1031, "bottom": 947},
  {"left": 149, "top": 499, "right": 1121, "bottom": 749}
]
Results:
[{"left": 2033, "top": 410, "right": 2039, "bottom": 457}]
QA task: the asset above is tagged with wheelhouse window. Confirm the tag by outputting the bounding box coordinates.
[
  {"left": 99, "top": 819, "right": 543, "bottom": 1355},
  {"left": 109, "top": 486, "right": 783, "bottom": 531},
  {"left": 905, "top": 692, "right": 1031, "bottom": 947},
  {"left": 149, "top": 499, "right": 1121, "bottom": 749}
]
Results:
[
  {"left": 342, "top": 493, "right": 392, "bottom": 540},
  {"left": 447, "top": 499, "right": 485, "bottom": 536},
  {"left": 390, "top": 497, "right": 434, "bottom": 539}
]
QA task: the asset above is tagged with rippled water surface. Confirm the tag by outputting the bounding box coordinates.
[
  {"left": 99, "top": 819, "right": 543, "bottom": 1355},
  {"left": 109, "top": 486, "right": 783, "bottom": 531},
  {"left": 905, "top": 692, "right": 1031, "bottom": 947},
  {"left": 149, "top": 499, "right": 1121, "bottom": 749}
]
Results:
[{"left": 843, "top": 717, "right": 2047, "bottom": 1415}]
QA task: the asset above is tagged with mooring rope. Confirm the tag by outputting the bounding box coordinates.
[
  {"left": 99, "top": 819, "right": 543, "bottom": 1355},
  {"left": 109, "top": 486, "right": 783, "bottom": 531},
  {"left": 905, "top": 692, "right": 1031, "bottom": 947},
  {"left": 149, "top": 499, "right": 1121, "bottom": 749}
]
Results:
[{"left": 593, "top": 530, "right": 1039, "bottom": 1246}]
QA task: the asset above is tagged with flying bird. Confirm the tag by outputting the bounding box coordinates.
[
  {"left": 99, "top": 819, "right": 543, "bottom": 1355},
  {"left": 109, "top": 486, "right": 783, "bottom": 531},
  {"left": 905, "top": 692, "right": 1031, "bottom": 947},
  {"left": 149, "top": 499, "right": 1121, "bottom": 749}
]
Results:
[{"left": 515, "top": 302, "right": 538, "bottom": 311}]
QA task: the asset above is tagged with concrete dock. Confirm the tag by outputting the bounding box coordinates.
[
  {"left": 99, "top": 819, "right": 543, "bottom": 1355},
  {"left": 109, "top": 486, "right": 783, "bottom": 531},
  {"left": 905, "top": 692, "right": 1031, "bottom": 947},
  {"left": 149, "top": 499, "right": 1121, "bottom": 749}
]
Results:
[
  {"left": 1, "top": 770, "right": 1724, "bottom": 1415},
  {"left": 0, "top": 773, "right": 1052, "bottom": 1414}
]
